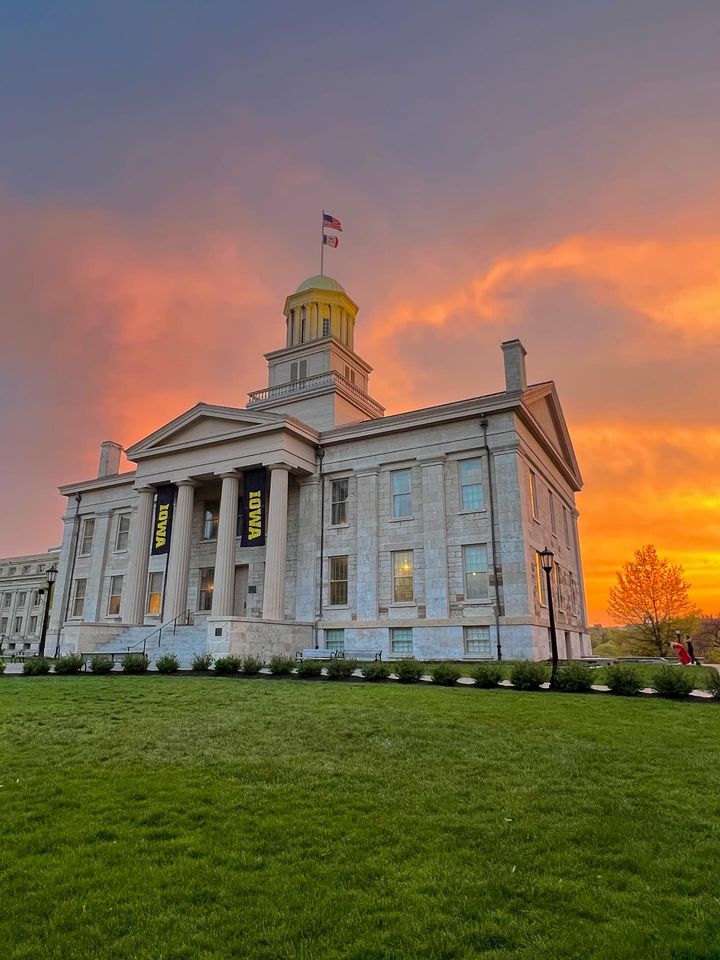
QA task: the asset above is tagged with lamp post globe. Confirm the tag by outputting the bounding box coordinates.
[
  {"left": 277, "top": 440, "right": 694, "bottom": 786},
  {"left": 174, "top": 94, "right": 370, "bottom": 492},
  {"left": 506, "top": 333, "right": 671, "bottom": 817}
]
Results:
[
  {"left": 540, "top": 547, "right": 559, "bottom": 688},
  {"left": 38, "top": 565, "right": 58, "bottom": 659}
]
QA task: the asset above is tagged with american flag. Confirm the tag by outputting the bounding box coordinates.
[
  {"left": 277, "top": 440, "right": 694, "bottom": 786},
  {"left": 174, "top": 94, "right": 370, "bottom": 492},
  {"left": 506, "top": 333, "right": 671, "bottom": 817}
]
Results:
[
  {"left": 323, "top": 235, "right": 339, "bottom": 248},
  {"left": 323, "top": 213, "right": 343, "bottom": 232}
]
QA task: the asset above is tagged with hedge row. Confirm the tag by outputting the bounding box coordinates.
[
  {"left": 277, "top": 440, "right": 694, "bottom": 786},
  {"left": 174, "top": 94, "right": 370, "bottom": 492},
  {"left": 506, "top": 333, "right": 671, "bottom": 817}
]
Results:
[{"left": 4, "top": 655, "right": 719, "bottom": 699}]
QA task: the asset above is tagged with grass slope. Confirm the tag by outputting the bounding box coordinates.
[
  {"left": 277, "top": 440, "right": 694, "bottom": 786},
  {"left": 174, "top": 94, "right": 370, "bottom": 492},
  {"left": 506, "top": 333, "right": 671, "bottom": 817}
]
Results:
[{"left": 1, "top": 678, "right": 718, "bottom": 960}]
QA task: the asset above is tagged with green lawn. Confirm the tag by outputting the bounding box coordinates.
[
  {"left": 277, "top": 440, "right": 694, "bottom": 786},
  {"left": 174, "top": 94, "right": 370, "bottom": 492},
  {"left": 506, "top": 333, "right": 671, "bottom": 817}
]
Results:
[{"left": 1, "top": 677, "right": 718, "bottom": 960}]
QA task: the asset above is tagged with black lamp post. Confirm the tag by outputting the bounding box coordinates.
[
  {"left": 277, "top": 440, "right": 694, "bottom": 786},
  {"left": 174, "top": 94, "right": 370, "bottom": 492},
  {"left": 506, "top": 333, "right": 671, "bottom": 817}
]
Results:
[
  {"left": 539, "top": 547, "right": 559, "bottom": 689},
  {"left": 38, "top": 565, "right": 58, "bottom": 658}
]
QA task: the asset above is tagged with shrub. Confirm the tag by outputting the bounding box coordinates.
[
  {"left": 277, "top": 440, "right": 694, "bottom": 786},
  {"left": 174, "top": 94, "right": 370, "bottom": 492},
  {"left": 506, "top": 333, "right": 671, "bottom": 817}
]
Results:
[
  {"left": 703, "top": 669, "right": 720, "bottom": 700},
  {"left": 53, "top": 654, "right": 85, "bottom": 675},
  {"left": 296, "top": 659, "right": 324, "bottom": 678},
  {"left": 605, "top": 663, "right": 643, "bottom": 697},
  {"left": 0, "top": 660, "right": 6, "bottom": 674},
  {"left": 242, "top": 656, "right": 264, "bottom": 675},
  {"left": 326, "top": 658, "right": 359, "bottom": 680},
  {"left": 554, "top": 663, "right": 594, "bottom": 693},
  {"left": 121, "top": 653, "right": 150, "bottom": 674},
  {"left": 362, "top": 661, "right": 391, "bottom": 682},
  {"left": 156, "top": 654, "right": 180, "bottom": 674},
  {"left": 23, "top": 657, "right": 51, "bottom": 676},
  {"left": 90, "top": 656, "right": 114, "bottom": 674},
  {"left": 510, "top": 660, "right": 548, "bottom": 691},
  {"left": 191, "top": 652, "right": 213, "bottom": 672},
  {"left": 430, "top": 663, "right": 461, "bottom": 686},
  {"left": 471, "top": 662, "right": 503, "bottom": 688},
  {"left": 214, "top": 656, "right": 242, "bottom": 675},
  {"left": 269, "top": 655, "right": 296, "bottom": 675},
  {"left": 652, "top": 665, "right": 695, "bottom": 699},
  {"left": 394, "top": 658, "right": 424, "bottom": 683}
]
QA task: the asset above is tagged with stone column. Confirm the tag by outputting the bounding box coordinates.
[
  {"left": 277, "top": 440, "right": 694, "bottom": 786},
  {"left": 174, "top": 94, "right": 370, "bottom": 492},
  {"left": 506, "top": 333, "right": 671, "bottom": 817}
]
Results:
[
  {"left": 262, "top": 464, "right": 290, "bottom": 620},
  {"left": 421, "top": 459, "right": 450, "bottom": 618},
  {"left": 356, "top": 470, "right": 379, "bottom": 620},
  {"left": 120, "top": 486, "right": 155, "bottom": 625},
  {"left": 163, "top": 481, "right": 196, "bottom": 622},
  {"left": 211, "top": 473, "right": 240, "bottom": 618}
]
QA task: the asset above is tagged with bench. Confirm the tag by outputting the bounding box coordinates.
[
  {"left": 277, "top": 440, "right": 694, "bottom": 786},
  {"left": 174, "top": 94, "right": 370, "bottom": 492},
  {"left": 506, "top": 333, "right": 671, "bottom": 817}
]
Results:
[{"left": 298, "top": 648, "right": 383, "bottom": 661}]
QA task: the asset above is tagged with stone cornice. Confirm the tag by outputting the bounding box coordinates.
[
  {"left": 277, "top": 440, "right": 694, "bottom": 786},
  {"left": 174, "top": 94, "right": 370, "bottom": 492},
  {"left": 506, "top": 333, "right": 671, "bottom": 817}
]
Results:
[{"left": 58, "top": 471, "right": 137, "bottom": 497}]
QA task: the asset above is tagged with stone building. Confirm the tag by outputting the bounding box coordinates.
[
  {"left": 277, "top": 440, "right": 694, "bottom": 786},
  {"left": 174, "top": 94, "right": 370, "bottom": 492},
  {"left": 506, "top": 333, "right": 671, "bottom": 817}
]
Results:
[
  {"left": 46, "top": 274, "right": 590, "bottom": 664},
  {"left": 0, "top": 549, "right": 60, "bottom": 654}
]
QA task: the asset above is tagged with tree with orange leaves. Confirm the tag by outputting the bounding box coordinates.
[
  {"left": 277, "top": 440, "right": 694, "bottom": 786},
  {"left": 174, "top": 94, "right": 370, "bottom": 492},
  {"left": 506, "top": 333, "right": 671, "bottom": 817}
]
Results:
[{"left": 607, "top": 545, "right": 695, "bottom": 656}]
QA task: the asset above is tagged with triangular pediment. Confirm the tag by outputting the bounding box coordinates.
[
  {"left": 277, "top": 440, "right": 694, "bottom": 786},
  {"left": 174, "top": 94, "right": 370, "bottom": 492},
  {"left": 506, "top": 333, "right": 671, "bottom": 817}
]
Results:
[
  {"left": 523, "top": 385, "right": 582, "bottom": 487},
  {"left": 125, "top": 404, "right": 287, "bottom": 459}
]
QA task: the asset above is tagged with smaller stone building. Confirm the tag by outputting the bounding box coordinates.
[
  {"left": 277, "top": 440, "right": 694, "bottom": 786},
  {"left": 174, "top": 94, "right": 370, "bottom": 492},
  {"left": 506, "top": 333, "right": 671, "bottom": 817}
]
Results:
[{"left": 0, "top": 550, "right": 60, "bottom": 654}]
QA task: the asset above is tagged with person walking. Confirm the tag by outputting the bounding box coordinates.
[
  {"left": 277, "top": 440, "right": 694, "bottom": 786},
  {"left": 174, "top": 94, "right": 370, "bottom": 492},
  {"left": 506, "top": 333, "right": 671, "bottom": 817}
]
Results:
[{"left": 685, "top": 635, "right": 700, "bottom": 665}]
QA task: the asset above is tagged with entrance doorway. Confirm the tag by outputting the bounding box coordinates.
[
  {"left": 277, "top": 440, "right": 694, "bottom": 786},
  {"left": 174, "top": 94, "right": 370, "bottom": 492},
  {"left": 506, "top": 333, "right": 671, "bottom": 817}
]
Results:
[{"left": 233, "top": 565, "right": 249, "bottom": 617}]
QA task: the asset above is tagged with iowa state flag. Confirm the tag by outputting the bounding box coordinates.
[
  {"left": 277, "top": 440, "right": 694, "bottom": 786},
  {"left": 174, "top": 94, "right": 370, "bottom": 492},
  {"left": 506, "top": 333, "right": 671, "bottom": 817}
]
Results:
[{"left": 323, "top": 235, "right": 339, "bottom": 248}]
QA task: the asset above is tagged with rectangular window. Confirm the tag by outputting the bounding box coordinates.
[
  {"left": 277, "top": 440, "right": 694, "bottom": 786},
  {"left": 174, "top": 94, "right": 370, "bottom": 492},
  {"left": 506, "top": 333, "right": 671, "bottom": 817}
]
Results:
[
  {"left": 555, "top": 565, "right": 564, "bottom": 611},
  {"left": 115, "top": 514, "right": 131, "bottom": 552},
  {"left": 391, "top": 469, "right": 412, "bottom": 519},
  {"left": 390, "top": 627, "right": 413, "bottom": 655},
  {"left": 29, "top": 616, "right": 38, "bottom": 635},
  {"left": 549, "top": 491, "right": 557, "bottom": 534},
  {"left": 38, "top": 564, "right": 45, "bottom": 573},
  {"left": 31, "top": 590, "right": 39, "bottom": 607},
  {"left": 21, "top": 565, "right": 30, "bottom": 575},
  {"left": 323, "top": 317, "right": 330, "bottom": 337},
  {"left": 17, "top": 592, "right": 26, "bottom": 608},
  {"left": 464, "top": 626, "right": 491, "bottom": 657},
  {"left": 325, "top": 629, "right": 345, "bottom": 653},
  {"left": 529, "top": 471, "right": 538, "bottom": 521},
  {"left": 203, "top": 502, "right": 220, "bottom": 540},
  {"left": 107, "top": 576, "right": 123, "bottom": 616},
  {"left": 14, "top": 616, "right": 22, "bottom": 634},
  {"left": 331, "top": 479, "right": 349, "bottom": 525},
  {"left": 0, "top": 617, "right": 7, "bottom": 634},
  {"left": 535, "top": 552, "right": 545, "bottom": 607},
  {"left": 301, "top": 307, "right": 307, "bottom": 342},
  {"left": 198, "top": 568, "right": 215, "bottom": 612},
  {"left": 329, "top": 556, "right": 348, "bottom": 605},
  {"left": 392, "top": 550, "right": 414, "bottom": 602},
  {"left": 79, "top": 518, "right": 95, "bottom": 556},
  {"left": 71, "top": 579, "right": 87, "bottom": 618},
  {"left": 2, "top": 593, "right": 10, "bottom": 607},
  {"left": 8, "top": 567, "right": 16, "bottom": 575},
  {"left": 147, "top": 572, "right": 163, "bottom": 615},
  {"left": 463, "top": 545, "right": 489, "bottom": 600},
  {"left": 290, "top": 361, "right": 298, "bottom": 382},
  {"left": 460, "top": 458, "right": 484, "bottom": 510},
  {"left": 563, "top": 505, "right": 571, "bottom": 547}
]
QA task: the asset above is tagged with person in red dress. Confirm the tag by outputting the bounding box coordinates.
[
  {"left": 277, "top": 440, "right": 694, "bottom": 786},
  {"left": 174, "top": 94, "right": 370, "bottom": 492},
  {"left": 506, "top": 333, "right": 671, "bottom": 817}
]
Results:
[{"left": 671, "top": 640, "right": 692, "bottom": 665}]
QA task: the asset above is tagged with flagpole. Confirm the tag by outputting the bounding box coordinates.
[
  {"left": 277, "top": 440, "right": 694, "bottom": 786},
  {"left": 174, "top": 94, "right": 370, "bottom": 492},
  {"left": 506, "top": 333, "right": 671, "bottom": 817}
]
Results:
[{"left": 320, "top": 209, "right": 325, "bottom": 276}]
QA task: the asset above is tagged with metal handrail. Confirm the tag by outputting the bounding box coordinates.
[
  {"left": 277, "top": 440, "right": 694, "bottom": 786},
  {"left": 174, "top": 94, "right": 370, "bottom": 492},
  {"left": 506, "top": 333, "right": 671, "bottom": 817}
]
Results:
[{"left": 126, "top": 609, "right": 193, "bottom": 655}]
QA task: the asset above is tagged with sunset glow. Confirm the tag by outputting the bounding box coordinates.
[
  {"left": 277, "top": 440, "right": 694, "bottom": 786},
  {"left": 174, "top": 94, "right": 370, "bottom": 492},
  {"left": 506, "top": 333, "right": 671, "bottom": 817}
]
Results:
[{"left": 2, "top": 3, "right": 719, "bottom": 624}]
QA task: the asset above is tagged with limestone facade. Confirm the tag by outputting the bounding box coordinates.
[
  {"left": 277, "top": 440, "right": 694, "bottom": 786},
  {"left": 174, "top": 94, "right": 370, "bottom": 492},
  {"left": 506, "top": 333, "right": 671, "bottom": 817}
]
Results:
[{"left": 41, "top": 274, "right": 590, "bottom": 662}]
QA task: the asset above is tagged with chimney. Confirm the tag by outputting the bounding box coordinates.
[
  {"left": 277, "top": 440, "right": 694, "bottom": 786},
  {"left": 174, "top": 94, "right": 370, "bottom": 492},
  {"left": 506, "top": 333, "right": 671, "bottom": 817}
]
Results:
[
  {"left": 501, "top": 339, "right": 527, "bottom": 393},
  {"left": 98, "top": 441, "right": 123, "bottom": 478}
]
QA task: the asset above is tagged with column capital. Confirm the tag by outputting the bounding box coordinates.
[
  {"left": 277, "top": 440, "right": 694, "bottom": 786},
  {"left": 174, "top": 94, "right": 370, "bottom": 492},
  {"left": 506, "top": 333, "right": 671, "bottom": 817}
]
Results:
[
  {"left": 266, "top": 462, "right": 292, "bottom": 473},
  {"left": 174, "top": 478, "right": 201, "bottom": 488},
  {"left": 215, "top": 470, "right": 241, "bottom": 480},
  {"left": 134, "top": 484, "right": 155, "bottom": 494}
]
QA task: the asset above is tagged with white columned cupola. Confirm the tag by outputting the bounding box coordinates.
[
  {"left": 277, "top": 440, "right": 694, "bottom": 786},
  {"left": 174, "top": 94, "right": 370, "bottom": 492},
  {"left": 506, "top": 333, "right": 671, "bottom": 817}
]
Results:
[{"left": 247, "top": 275, "right": 384, "bottom": 430}]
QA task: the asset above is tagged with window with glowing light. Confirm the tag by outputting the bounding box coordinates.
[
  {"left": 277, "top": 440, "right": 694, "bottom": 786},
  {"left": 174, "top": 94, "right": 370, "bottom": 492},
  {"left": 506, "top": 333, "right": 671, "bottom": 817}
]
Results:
[
  {"left": 146, "top": 572, "right": 163, "bottom": 616},
  {"left": 535, "top": 552, "right": 546, "bottom": 607},
  {"left": 329, "top": 556, "right": 348, "bottom": 606},
  {"left": 198, "top": 568, "right": 215, "bottom": 612},
  {"left": 549, "top": 490, "right": 557, "bottom": 534},
  {"left": 462, "top": 545, "right": 489, "bottom": 600},
  {"left": 392, "top": 550, "right": 414, "bottom": 602},
  {"left": 529, "top": 471, "right": 538, "bottom": 521},
  {"left": 107, "top": 576, "right": 124, "bottom": 616}
]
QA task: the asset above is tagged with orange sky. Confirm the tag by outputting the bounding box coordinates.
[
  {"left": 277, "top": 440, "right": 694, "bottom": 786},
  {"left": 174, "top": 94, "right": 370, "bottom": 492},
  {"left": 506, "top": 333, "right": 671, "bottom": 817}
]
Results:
[{"left": 2, "top": 4, "right": 720, "bottom": 625}]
